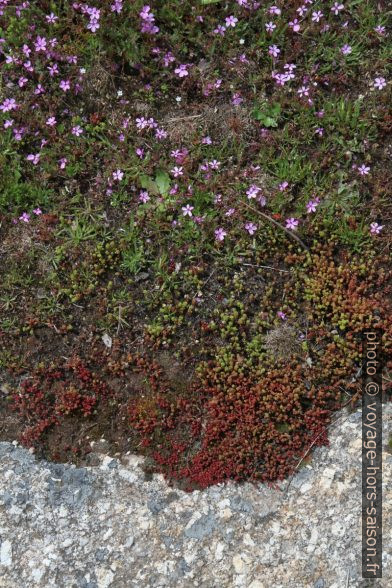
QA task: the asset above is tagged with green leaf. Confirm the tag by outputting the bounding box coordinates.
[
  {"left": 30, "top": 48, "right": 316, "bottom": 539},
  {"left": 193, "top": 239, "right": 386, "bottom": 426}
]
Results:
[
  {"left": 155, "top": 170, "right": 171, "bottom": 196},
  {"left": 201, "top": 0, "right": 222, "bottom": 4},
  {"left": 140, "top": 174, "right": 159, "bottom": 195}
]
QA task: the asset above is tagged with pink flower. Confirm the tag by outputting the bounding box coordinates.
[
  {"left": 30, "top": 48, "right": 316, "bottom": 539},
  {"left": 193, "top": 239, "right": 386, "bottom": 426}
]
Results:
[
  {"left": 268, "top": 45, "right": 280, "bottom": 58},
  {"left": 46, "top": 12, "right": 58, "bottom": 24},
  {"left": 0, "top": 98, "right": 17, "bottom": 112},
  {"left": 245, "top": 222, "right": 257, "bottom": 235},
  {"left": 312, "top": 11, "right": 323, "bottom": 22},
  {"left": 277, "top": 311, "right": 287, "bottom": 320},
  {"left": 34, "top": 36, "right": 47, "bottom": 52},
  {"left": 370, "top": 222, "right": 383, "bottom": 235},
  {"left": 202, "top": 136, "right": 212, "bottom": 145},
  {"left": 215, "top": 228, "right": 227, "bottom": 241},
  {"left": 174, "top": 64, "right": 189, "bottom": 78},
  {"left": 279, "top": 181, "right": 289, "bottom": 191},
  {"left": 26, "top": 153, "right": 40, "bottom": 165},
  {"left": 358, "top": 164, "right": 370, "bottom": 176},
  {"left": 171, "top": 166, "right": 183, "bottom": 178},
  {"left": 246, "top": 185, "right": 261, "bottom": 199},
  {"left": 285, "top": 217, "right": 299, "bottom": 230},
  {"left": 341, "top": 44, "right": 352, "bottom": 55},
  {"left": 59, "top": 80, "right": 70, "bottom": 92},
  {"left": 139, "top": 190, "right": 150, "bottom": 203},
  {"left": 48, "top": 64, "right": 59, "bottom": 76},
  {"left": 113, "top": 169, "right": 124, "bottom": 181},
  {"left": 182, "top": 204, "right": 194, "bottom": 217},
  {"left": 59, "top": 158, "right": 67, "bottom": 169},
  {"left": 331, "top": 2, "right": 344, "bottom": 15},
  {"left": 232, "top": 93, "right": 243, "bottom": 106},
  {"left": 214, "top": 25, "right": 226, "bottom": 36},
  {"left": 306, "top": 197, "right": 320, "bottom": 213},
  {"left": 155, "top": 128, "right": 167, "bottom": 140},
  {"left": 373, "top": 77, "right": 386, "bottom": 90},
  {"left": 225, "top": 15, "right": 238, "bottom": 28},
  {"left": 111, "top": 0, "right": 123, "bottom": 13},
  {"left": 71, "top": 125, "right": 83, "bottom": 137},
  {"left": 136, "top": 117, "right": 148, "bottom": 130},
  {"left": 33, "top": 208, "right": 42, "bottom": 215},
  {"left": 46, "top": 116, "right": 57, "bottom": 127},
  {"left": 136, "top": 147, "right": 145, "bottom": 158},
  {"left": 289, "top": 19, "right": 300, "bottom": 32},
  {"left": 374, "top": 25, "right": 386, "bottom": 36},
  {"left": 297, "top": 86, "right": 310, "bottom": 97},
  {"left": 19, "top": 212, "right": 30, "bottom": 223},
  {"left": 265, "top": 22, "right": 276, "bottom": 33}
]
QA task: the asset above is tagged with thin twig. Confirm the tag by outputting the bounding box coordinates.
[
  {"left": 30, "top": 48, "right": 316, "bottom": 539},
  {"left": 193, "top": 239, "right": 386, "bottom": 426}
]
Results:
[
  {"left": 244, "top": 202, "right": 310, "bottom": 253},
  {"left": 242, "top": 262, "right": 290, "bottom": 273}
]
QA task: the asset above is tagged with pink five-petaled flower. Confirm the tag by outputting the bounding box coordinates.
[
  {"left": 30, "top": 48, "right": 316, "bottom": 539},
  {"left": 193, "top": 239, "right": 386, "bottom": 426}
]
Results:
[
  {"left": 285, "top": 217, "right": 299, "bottom": 230},
  {"left": 225, "top": 15, "right": 238, "bottom": 28},
  {"left": 341, "top": 44, "right": 352, "bottom": 55},
  {"left": 182, "top": 204, "right": 194, "bottom": 217},
  {"left": 370, "top": 222, "right": 383, "bottom": 235},
  {"left": 171, "top": 166, "right": 183, "bottom": 178},
  {"left": 71, "top": 125, "right": 83, "bottom": 137},
  {"left": 277, "top": 311, "right": 287, "bottom": 320},
  {"left": 0, "top": 98, "right": 17, "bottom": 112},
  {"left": 59, "top": 80, "right": 70, "bottom": 92},
  {"left": 268, "top": 45, "right": 280, "bottom": 58},
  {"left": 112, "top": 169, "right": 124, "bottom": 181},
  {"left": 59, "top": 157, "right": 67, "bottom": 169},
  {"left": 331, "top": 2, "right": 344, "bottom": 15},
  {"left": 215, "top": 228, "right": 227, "bottom": 242},
  {"left": 202, "top": 136, "right": 212, "bottom": 145},
  {"left": 26, "top": 153, "right": 40, "bottom": 165},
  {"left": 297, "top": 86, "right": 310, "bottom": 97},
  {"left": 214, "top": 25, "right": 226, "bottom": 36},
  {"left": 48, "top": 64, "right": 59, "bottom": 76},
  {"left": 289, "top": 19, "right": 300, "bottom": 32},
  {"left": 358, "top": 164, "right": 370, "bottom": 176},
  {"left": 34, "top": 36, "right": 47, "bottom": 52},
  {"left": 19, "top": 212, "right": 30, "bottom": 223},
  {"left": 139, "top": 190, "right": 150, "bottom": 203},
  {"left": 279, "top": 181, "right": 289, "bottom": 191},
  {"left": 373, "top": 77, "right": 386, "bottom": 90},
  {"left": 374, "top": 25, "right": 386, "bottom": 36},
  {"left": 33, "top": 208, "right": 42, "bottom": 216},
  {"left": 265, "top": 22, "right": 276, "bottom": 33},
  {"left": 246, "top": 185, "right": 261, "bottom": 199},
  {"left": 174, "top": 64, "right": 188, "bottom": 78},
  {"left": 245, "top": 222, "right": 257, "bottom": 235},
  {"left": 312, "top": 11, "right": 323, "bottom": 22},
  {"left": 46, "top": 116, "right": 57, "bottom": 127},
  {"left": 136, "top": 147, "right": 144, "bottom": 158},
  {"left": 46, "top": 12, "right": 58, "bottom": 24},
  {"left": 306, "top": 197, "right": 320, "bottom": 213}
]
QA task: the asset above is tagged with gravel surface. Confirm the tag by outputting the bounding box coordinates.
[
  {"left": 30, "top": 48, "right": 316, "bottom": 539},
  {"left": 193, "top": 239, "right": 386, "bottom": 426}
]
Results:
[{"left": 0, "top": 405, "right": 391, "bottom": 588}]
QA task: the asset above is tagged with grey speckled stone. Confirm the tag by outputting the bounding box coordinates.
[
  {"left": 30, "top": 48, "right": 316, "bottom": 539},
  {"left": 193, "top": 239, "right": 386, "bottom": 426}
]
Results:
[{"left": 0, "top": 404, "right": 391, "bottom": 588}]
